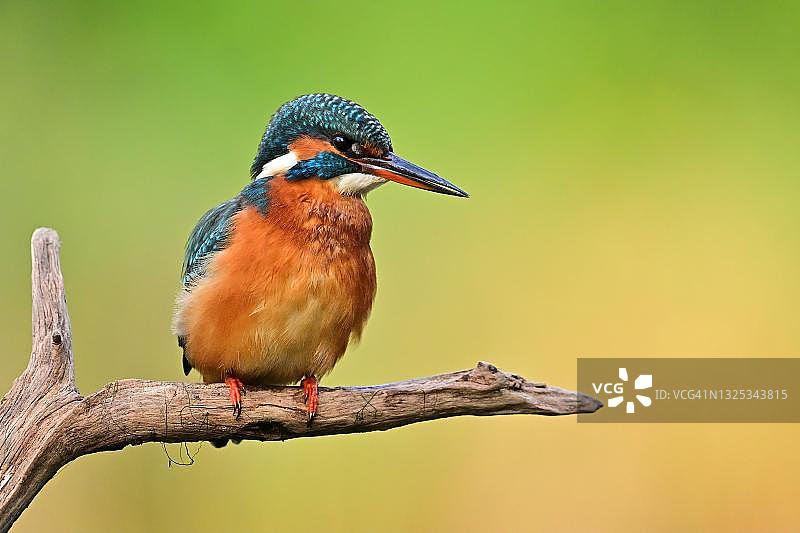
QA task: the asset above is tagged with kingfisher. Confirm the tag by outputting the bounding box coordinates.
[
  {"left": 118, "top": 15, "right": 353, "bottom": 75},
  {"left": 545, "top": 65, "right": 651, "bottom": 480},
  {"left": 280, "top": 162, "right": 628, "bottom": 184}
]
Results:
[{"left": 172, "top": 93, "right": 467, "bottom": 433}]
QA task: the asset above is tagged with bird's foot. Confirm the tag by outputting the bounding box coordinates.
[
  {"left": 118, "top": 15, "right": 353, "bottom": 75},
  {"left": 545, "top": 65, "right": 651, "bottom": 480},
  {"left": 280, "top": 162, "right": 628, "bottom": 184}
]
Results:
[
  {"left": 225, "top": 376, "right": 244, "bottom": 418},
  {"left": 301, "top": 375, "right": 318, "bottom": 425}
]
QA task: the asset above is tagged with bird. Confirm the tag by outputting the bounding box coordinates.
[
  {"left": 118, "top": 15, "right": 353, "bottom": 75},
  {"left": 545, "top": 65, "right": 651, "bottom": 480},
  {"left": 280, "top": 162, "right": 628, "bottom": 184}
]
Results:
[{"left": 172, "top": 93, "right": 468, "bottom": 438}]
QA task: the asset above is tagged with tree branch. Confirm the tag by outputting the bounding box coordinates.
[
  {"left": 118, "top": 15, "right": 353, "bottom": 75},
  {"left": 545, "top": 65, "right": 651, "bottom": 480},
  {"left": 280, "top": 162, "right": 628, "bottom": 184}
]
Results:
[{"left": 0, "top": 228, "right": 601, "bottom": 532}]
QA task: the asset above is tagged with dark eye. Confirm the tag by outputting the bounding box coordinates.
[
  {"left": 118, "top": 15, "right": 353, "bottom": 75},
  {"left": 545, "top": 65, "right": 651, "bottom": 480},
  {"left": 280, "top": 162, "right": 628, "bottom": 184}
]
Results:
[{"left": 332, "top": 134, "right": 351, "bottom": 153}]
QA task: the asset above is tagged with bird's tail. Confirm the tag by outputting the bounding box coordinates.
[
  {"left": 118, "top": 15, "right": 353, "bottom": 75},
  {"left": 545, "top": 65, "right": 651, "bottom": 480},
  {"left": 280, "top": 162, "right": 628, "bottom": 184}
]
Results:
[{"left": 178, "top": 336, "right": 192, "bottom": 376}]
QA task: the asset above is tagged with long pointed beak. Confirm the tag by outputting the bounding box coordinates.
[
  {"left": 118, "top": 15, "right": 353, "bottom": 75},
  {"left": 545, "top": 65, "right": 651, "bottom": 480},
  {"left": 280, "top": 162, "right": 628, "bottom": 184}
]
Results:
[{"left": 359, "top": 153, "right": 469, "bottom": 198}]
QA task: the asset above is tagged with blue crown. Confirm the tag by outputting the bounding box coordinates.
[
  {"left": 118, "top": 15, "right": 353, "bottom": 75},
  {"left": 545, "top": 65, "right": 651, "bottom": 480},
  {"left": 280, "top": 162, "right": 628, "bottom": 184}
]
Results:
[{"left": 251, "top": 94, "right": 393, "bottom": 176}]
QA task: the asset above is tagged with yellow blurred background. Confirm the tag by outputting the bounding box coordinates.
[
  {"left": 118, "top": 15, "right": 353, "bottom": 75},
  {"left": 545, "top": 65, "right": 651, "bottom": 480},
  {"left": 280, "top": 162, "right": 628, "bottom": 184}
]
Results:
[{"left": 1, "top": 1, "right": 799, "bottom": 531}]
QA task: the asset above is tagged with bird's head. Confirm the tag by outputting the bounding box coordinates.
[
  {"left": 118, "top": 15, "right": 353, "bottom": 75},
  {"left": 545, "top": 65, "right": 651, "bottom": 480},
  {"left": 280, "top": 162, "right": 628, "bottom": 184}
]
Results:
[{"left": 250, "top": 93, "right": 468, "bottom": 198}]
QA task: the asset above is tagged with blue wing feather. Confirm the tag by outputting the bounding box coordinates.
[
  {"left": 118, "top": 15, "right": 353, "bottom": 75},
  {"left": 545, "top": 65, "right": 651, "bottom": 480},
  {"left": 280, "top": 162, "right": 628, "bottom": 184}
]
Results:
[
  {"left": 181, "top": 198, "right": 242, "bottom": 287},
  {"left": 181, "top": 177, "right": 272, "bottom": 288}
]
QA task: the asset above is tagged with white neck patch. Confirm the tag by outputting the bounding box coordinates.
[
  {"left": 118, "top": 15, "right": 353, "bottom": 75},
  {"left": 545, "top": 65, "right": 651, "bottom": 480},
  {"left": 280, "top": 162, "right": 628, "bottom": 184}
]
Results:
[
  {"left": 332, "top": 172, "right": 388, "bottom": 196},
  {"left": 254, "top": 151, "right": 299, "bottom": 179}
]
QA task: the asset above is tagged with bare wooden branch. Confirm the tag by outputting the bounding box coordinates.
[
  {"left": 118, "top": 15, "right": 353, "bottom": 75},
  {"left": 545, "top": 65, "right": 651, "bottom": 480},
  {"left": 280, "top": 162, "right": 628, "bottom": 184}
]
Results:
[{"left": 0, "top": 228, "right": 601, "bottom": 532}]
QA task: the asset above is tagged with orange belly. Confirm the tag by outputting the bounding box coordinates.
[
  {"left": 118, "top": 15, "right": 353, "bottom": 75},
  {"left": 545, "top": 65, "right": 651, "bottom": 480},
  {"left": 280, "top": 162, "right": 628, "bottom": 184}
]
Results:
[{"left": 173, "top": 178, "right": 376, "bottom": 385}]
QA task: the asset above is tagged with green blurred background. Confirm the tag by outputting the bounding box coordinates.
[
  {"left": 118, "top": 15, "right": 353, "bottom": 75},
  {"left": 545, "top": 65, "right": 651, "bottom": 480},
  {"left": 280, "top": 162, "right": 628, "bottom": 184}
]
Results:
[{"left": 1, "top": 1, "right": 799, "bottom": 531}]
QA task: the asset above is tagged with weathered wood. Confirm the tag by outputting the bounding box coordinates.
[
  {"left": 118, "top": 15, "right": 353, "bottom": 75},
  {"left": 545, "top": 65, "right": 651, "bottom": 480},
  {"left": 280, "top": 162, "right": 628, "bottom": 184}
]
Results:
[{"left": 0, "top": 228, "right": 601, "bottom": 532}]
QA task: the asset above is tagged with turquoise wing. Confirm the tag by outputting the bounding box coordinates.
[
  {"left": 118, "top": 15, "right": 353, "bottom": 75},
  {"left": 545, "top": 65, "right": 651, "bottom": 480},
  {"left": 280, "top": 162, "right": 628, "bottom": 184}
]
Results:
[{"left": 181, "top": 198, "right": 242, "bottom": 287}]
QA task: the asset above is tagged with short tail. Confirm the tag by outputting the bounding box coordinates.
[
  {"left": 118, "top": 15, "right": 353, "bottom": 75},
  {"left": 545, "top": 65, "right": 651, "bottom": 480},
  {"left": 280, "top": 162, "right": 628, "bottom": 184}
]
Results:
[{"left": 178, "top": 336, "right": 192, "bottom": 376}]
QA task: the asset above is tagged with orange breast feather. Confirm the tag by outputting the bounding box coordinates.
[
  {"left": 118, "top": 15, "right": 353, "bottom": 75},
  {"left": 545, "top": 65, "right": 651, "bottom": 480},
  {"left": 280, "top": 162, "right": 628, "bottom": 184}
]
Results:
[{"left": 179, "top": 177, "right": 376, "bottom": 385}]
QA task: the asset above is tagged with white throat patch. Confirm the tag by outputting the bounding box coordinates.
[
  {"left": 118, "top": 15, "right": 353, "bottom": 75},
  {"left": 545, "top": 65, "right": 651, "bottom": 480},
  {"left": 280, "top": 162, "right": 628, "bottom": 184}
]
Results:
[
  {"left": 332, "top": 172, "right": 388, "bottom": 196},
  {"left": 254, "top": 151, "right": 299, "bottom": 179}
]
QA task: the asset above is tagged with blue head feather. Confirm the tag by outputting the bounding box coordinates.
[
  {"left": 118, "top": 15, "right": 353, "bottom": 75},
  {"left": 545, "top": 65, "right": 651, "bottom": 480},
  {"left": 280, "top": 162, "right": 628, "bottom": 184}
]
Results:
[{"left": 251, "top": 93, "right": 392, "bottom": 177}]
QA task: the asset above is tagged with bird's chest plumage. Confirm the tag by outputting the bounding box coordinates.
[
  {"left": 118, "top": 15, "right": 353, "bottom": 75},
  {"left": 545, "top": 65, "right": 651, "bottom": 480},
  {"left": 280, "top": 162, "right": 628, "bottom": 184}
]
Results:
[{"left": 179, "top": 178, "right": 376, "bottom": 385}]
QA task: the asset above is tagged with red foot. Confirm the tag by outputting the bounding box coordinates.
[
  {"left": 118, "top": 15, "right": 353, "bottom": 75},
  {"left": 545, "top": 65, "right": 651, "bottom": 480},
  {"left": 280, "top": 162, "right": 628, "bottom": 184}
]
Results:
[
  {"left": 301, "top": 375, "right": 318, "bottom": 425},
  {"left": 225, "top": 376, "right": 244, "bottom": 418}
]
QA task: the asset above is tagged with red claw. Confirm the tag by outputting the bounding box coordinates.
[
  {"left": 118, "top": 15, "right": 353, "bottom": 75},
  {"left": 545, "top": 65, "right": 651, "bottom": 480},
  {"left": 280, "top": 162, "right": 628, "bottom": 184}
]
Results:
[
  {"left": 225, "top": 376, "right": 244, "bottom": 418},
  {"left": 301, "top": 375, "right": 318, "bottom": 425}
]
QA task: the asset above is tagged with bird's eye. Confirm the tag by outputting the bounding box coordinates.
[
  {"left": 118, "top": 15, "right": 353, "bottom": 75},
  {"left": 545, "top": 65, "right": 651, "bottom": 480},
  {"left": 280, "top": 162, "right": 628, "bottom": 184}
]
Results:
[{"left": 332, "top": 135, "right": 351, "bottom": 153}]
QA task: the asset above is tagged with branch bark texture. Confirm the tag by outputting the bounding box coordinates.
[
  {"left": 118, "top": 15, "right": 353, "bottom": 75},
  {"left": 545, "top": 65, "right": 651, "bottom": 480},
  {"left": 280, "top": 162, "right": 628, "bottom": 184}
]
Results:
[{"left": 0, "top": 228, "right": 601, "bottom": 531}]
